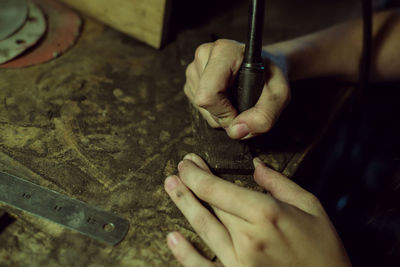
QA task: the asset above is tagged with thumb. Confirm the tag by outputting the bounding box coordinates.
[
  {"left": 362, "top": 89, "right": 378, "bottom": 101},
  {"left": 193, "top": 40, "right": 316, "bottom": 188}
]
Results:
[
  {"left": 226, "top": 99, "right": 277, "bottom": 139},
  {"left": 226, "top": 65, "right": 290, "bottom": 140},
  {"left": 252, "top": 158, "right": 321, "bottom": 214}
]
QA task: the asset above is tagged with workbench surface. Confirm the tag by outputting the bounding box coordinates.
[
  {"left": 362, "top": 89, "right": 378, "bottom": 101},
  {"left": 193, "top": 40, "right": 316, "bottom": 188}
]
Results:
[{"left": 0, "top": 1, "right": 360, "bottom": 266}]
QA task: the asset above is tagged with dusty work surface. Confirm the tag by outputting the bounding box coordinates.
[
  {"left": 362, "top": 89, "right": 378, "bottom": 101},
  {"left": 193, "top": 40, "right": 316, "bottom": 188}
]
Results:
[{"left": 0, "top": 1, "right": 359, "bottom": 266}]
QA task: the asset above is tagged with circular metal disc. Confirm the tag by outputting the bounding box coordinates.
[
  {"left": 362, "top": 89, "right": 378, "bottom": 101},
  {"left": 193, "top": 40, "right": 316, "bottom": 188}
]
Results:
[
  {"left": 0, "top": 0, "right": 81, "bottom": 68},
  {"left": 0, "top": 0, "right": 29, "bottom": 40},
  {"left": 0, "top": 1, "right": 46, "bottom": 64}
]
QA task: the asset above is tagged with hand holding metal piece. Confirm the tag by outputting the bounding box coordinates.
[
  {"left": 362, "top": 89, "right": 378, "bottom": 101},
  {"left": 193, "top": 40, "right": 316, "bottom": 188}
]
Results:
[{"left": 189, "top": 0, "right": 268, "bottom": 174}]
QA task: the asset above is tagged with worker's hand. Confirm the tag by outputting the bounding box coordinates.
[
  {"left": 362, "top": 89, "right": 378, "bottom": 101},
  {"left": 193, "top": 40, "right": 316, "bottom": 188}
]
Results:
[
  {"left": 164, "top": 153, "right": 351, "bottom": 267},
  {"left": 184, "top": 39, "right": 291, "bottom": 139}
]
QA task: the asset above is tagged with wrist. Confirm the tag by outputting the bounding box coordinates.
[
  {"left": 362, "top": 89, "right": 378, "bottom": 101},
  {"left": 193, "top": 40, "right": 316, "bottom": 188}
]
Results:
[
  {"left": 261, "top": 49, "right": 289, "bottom": 81},
  {"left": 263, "top": 39, "right": 317, "bottom": 81}
]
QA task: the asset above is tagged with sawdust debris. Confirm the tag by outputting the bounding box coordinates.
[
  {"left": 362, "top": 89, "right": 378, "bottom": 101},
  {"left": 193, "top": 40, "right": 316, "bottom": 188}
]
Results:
[
  {"left": 29, "top": 140, "right": 47, "bottom": 156},
  {"left": 159, "top": 131, "right": 170, "bottom": 142},
  {"left": 113, "top": 88, "right": 136, "bottom": 104},
  {"left": 163, "top": 159, "right": 176, "bottom": 177},
  {"left": 183, "top": 137, "right": 195, "bottom": 145}
]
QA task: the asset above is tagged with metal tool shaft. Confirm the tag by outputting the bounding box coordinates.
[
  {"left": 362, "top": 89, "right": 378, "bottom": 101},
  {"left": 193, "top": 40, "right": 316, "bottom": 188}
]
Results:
[
  {"left": 236, "top": 0, "right": 266, "bottom": 113},
  {"left": 244, "top": 0, "right": 265, "bottom": 65}
]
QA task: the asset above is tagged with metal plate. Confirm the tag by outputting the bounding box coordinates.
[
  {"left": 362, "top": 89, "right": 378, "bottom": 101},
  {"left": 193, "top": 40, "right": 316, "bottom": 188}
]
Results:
[
  {"left": 0, "top": 171, "right": 129, "bottom": 245},
  {"left": 0, "top": 0, "right": 29, "bottom": 40},
  {"left": 0, "top": 0, "right": 46, "bottom": 64},
  {"left": 0, "top": 0, "right": 81, "bottom": 68}
]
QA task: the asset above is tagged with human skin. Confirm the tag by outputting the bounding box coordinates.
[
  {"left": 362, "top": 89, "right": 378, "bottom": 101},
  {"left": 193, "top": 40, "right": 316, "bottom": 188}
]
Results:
[
  {"left": 184, "top": 39, "right": 291, "bottom": 140},
  {"left": 184, "top": 10, "right": 400, "bottom": 140},
  {"left": 164, "top": 154, "right": 352, "bottom": 267},
  {"left": 165, "top": 9, "right": 400, "bottom": 267}
]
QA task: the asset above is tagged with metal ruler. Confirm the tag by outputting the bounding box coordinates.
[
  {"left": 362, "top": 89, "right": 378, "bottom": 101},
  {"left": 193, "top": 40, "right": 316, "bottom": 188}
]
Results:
[{"left": 0, "top": 171, "right": 129, "bottom": 245}]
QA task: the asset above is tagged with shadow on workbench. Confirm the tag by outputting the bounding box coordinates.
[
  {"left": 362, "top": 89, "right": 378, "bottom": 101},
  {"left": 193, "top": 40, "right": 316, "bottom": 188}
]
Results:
[
  {"left": 248, "top": 78, "right": 355, "bottom": 174},
  {"left": 168, "top": 0, "right": 242, "bottom": 33},
  {"left": 0, "top": 211, "right": 15, "bottom": 234},
  {"left": 253, "top": 79, "right": 354, "bottom": 149}
]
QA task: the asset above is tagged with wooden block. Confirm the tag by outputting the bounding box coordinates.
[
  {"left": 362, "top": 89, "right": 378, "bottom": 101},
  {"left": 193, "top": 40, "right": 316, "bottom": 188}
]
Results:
[{"left": 59, "top": 0, "right": 171, "bottom": 48}]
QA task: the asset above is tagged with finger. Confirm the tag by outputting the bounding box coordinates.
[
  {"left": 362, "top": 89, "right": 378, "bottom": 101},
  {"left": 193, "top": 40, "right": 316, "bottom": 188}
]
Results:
[
  {"left": 194, "top": 40, "right": 244, "bottom": 128},
  {"left": 184, "top": 82, "right": 196, "bottom": 102},
  {"left": 212, "top": 207, "right": 249, "bottom": 233},
  {"left": 226, "top": 66, "right": 290, "bottom": 139},
  {"left": 178, "top": 159, "right": 273, "bottom": 222},
  {"left": 199, "top": 108, "right": 220, "bottom": 128},
  {"left": 182, "top": 154, "right": 252, "bottom": 230},
  {"left": 186, "top": 62, "right": 200, "bottom": 84},
  {"left": 164, "top": 175, "right": 234, "bottom": 260},
  {"left": 196, "top": 66, "right": 237, "bottom": 128},
  {"left": 194, "top": 42, "right": 214, "bottom": 74},
  {"left": 185, "top": 83, "right": 220, "bottom": 128},
  {"left": 167, "top": 232, "right": 215, "bottom": 267},
  {"left": 183, "top": 153, "right": 212, "bottom": 173},
  {"left": 184, "top": 64, "right": 198, "bottom": 105},
  {"left": 252, "top": 158, "right": 322, "bottom": 215}
]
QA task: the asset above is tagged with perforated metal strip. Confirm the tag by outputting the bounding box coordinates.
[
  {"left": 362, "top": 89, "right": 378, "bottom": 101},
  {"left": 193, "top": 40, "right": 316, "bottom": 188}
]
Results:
[{"left": 0, "top": 171, "right": 129, "bottom": 245}]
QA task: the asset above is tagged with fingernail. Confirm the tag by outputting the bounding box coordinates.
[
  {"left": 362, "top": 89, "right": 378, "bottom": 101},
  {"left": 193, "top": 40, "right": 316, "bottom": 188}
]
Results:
[
  {"left": 240, "top": 133, "right": 254, "bottom": 140},
  {"left": 177, "top": 160, "right": 184, "bottom": 171},
  {"left": 183, "top": 154, "right": 193, "bottom": 161},
  {"left": 217, "top": 116, "right": 233, "bottom": 128},
  {"left": 253, "top": 157, "right": 263, "bottom": 167},
  {"left": 167, "top": 232, "right": 179, "bottom": 247},
  {"left": 229, "top": 123, "right": 250, "bottom": 139},
  {"left": 165, "top": 176, "right": 179, "bottom": 190}
]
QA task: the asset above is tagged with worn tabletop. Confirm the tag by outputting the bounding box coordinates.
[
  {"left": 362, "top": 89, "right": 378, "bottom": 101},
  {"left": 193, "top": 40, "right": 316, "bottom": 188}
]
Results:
[{"left": 0, "top": 1, "right": 360, "bottom": 266}]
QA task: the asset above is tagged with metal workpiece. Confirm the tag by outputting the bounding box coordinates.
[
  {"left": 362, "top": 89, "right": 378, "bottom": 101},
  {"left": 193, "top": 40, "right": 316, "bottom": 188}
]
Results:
[
  {"left": 0, "top": 172, "right": 129, "bottom": 245},
  {"left": 0, "top": 0, "right": 82, "bottom": 68},
  {"left": 0, "top": 0, "right": 46, "bottom": 64},
  {"left": 0, "top": 0, "right": 29, "bottom": 40}
]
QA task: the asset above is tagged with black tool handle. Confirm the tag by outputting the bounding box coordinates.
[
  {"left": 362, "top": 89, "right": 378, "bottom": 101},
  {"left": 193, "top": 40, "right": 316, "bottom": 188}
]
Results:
[{"left": 237, "top": 0, "right": 265, "bottom": 113}]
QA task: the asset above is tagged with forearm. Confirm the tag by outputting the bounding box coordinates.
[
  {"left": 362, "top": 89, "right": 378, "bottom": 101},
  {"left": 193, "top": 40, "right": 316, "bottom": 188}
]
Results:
[{"left": 264, "top": 9, "right": 400, "bottom": 82}]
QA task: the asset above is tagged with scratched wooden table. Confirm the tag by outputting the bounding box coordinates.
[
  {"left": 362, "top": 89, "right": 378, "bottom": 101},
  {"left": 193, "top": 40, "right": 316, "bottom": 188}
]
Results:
[{"left": 0, "top": 1, "right": 359, "bottom": 266}]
